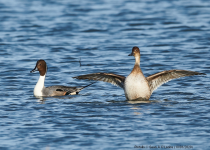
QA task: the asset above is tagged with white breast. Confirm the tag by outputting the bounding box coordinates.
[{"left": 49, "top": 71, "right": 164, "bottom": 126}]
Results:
[
  {"left": 124, "top": 74, "right": 150, "bottom": 100},
  {"left": 34, "top": 75, "right": 45, "bottom": 96}
]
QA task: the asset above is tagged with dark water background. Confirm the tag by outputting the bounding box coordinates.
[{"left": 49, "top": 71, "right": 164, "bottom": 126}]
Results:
[{"left": 0, "top": 0, "right": 209, "bottom": 149}]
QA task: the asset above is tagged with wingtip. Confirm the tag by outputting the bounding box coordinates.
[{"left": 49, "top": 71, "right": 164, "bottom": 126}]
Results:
[
  {"left": 72, "top": 75, "right": 90, "bottom": 80},
  {"left": 72, "top": 76, "right": 79, "bottom": 79}
]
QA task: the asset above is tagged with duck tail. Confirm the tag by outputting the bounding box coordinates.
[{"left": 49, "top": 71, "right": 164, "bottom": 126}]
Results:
[{"left": 76, "top": 82, "right": 96, "bottom": 93}]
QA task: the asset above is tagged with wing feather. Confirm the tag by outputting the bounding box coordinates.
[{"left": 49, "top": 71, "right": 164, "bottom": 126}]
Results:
[
  {"left": 73, "top": 73, "right": 126, "bottom": 89},
  {"left": 146, "top": 70, "right": 205, "bottom": 93}
]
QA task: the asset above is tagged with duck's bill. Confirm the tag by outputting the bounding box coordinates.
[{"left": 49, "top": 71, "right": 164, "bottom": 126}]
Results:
[
  {"left": 30, "top": 67, "right": 38, "bottom": 73},
  {"left": 128, "top": 52, "right": 134, "bottom": 56}
]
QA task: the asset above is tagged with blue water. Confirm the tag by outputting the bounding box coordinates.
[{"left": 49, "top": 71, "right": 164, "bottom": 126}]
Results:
[{"left": 0, "top": 0, "right": 209, "bottom": 149}]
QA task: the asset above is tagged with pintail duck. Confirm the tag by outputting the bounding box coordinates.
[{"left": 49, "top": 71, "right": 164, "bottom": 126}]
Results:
[
  {"left": 31, "top": 59, "right": 94, "bottom": 97},
  {"left": 73, "top": 47, "right": 205, "bottom": 100}
]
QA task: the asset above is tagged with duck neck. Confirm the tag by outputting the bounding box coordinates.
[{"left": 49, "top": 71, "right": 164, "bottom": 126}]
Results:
[
  {"left": 131, "top": 56, "right": 141, "bottom": 74},
  {"left": 34, "top": 74, "right": 46, "bottom": 96},
  {"left": 135, "top": 55, "right": 140, "bottom": 66}
]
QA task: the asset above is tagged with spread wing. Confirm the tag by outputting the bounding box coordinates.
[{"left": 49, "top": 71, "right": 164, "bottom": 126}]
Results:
[
  {"left": 73, "top": 73, "right": 126, "bottom": 89},
  {"left": 146, "top": 69, "right": 205, "bottom": 94}
]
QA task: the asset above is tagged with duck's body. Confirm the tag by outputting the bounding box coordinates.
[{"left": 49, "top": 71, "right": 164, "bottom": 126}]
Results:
[
  {"left": 73, "top": 47, "right": 205, "bottom": 100},
  {"left": 34, "top": 84, "right": 85, "bottom": 97},
  {"left": 124, "top": 65, "right": 151, "bottom": 100},
  {"left": 31, "top": 60, "right": 93, "bottom": 97}
]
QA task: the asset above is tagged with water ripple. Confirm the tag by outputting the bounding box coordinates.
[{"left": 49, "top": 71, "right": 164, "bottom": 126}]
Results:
[{"left": 0, "top": 0, "right": 209, "bottom": 149}]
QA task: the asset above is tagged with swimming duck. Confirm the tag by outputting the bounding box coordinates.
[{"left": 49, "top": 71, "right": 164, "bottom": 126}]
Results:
[
  {"left": 31, "top": 59, "right": 94, "bottom": 97},
  {"left": 73, "top": 47, "right": 205, "bottom": 100}
]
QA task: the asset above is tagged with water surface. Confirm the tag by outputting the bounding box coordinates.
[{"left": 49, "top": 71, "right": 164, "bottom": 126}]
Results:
[{"left": 0, "top": 0, "right": 209, "bottom": 149}]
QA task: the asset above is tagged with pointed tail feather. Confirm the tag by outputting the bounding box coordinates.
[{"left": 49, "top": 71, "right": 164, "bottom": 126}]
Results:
[{"left": 76, "top": 82, "right": 96, "bottom": 94}]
